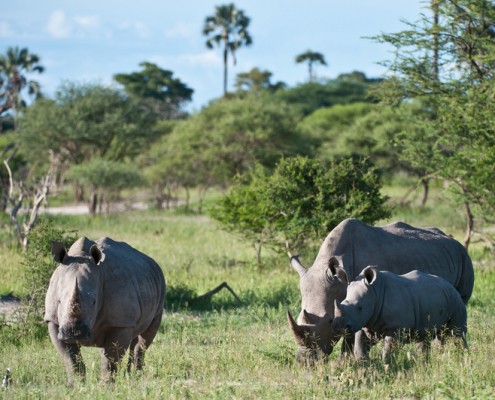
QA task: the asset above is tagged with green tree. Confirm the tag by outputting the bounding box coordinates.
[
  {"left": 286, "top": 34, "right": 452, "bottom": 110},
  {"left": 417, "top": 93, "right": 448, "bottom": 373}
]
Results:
[
  {"left": 144, "top": 94, "right": 311, "bottom": 212},
  {"left": 114, "top": 62, "right": 193, "bottom": 119},
  {"left": 374, "top": 0, "right": 495, "bottom": 246},
  {"left": 295, "top": 50, "right": 327, "bottom": 82},
  {"left": 68, "top": 159, "right": 142, "bottom": 215},
  {"left": 203, "top": 3, "right": 253, "bottom": 97},
  {"left": 276, "top": 72, "right": 379, "bottom": 116},
  {"left": 234, "top": 67, "right": 286, "bottom": 93},
  {"left": 17, "top": 83, "right": 156, "bottom": 212},
  {"left": 210, "top": 156, "right": 390, "bottom": 265},
  {"left": 0, "top": 47, "right": 44, "bottom": 120}
]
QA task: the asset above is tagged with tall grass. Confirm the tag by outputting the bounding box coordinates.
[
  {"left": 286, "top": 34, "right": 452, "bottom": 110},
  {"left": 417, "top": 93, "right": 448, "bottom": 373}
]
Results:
[{"left": 0, "top": 190, "right": 494, "bottom": 399}]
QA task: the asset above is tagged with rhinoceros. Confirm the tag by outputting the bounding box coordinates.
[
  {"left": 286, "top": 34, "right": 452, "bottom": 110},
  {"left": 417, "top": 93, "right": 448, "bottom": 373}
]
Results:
[
  {"left": 44, "top": 237, "right": 166, "bottom": 383},
  {"left": 287, "top": 218, "right": 474, "bottom": 363},
  {"left": 332, "top": 266, "right": 468, "bottom": 363}
]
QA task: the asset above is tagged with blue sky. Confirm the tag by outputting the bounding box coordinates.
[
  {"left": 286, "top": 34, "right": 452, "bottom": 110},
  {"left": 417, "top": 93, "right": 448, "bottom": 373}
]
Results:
[{"left": 1, "top": 1, "right": 428, "bottom": 111}]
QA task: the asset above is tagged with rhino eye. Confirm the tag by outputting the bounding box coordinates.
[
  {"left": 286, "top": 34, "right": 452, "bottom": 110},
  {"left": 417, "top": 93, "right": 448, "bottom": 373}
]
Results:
[{"left": 357, "top": 306, "right": 363, "bottom": 312}]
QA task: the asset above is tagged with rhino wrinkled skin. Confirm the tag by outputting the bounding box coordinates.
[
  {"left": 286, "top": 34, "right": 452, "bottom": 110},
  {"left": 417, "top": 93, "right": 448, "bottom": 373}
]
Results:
[
  {"left": 44, "top": 237, "right": 166, "bottom": 383},
  {"left": 332, "top": 266, "right": 468, "bottom": 362},
  {"left": 288, "top": 218, "right": 474, "bottom": 363}
]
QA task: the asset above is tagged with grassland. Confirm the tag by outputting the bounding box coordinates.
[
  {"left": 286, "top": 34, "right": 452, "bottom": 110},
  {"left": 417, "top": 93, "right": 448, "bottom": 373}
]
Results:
[{"left": 0, "top": 185, "right": 494, "bottom": 399}]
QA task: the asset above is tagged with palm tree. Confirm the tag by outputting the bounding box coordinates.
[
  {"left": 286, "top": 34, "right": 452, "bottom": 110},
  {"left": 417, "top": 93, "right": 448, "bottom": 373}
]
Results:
[
  {"left": 0, "top": 46, "right": 44, "bottom": 118},
  {"left": 295, "top": 50, "right": 327, "bottom": 82},
  {"left": 203, "top": 3, "right": 252, "bottom": 97}
]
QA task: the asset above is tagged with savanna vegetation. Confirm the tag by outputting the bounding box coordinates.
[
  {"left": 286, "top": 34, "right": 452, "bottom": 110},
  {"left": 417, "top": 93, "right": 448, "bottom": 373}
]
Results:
[{"left": 1, "top": 0, "right": 495, "bottom": 398}]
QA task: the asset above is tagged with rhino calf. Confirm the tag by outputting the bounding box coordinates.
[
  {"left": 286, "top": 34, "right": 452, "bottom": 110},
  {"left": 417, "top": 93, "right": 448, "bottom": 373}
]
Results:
[
  {"left": 332, "top": 266, "right": 467, "bottom": 363},
  {"left": 44, "top": 237, "right": 166, "bottom": 384}
]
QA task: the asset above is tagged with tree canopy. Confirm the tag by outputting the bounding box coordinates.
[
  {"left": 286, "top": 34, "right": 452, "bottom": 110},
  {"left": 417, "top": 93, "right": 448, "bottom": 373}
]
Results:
[
  {"left": 0, "top": 46, "right": 44, "bottom": 120},
  {"left": 114, "top": 62, "right": 193, "bottom": 119}
]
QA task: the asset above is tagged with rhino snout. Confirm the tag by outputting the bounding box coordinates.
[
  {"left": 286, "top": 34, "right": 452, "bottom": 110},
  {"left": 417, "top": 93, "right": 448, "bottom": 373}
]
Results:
[{"left": 58, "top": 323, "right": 92, "bottom": 343}]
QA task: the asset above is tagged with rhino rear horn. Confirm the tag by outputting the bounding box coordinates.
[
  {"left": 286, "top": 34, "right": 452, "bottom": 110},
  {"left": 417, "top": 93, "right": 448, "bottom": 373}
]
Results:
[
  {"left": 287, "top": 311, "right": 310, "bottom": 346},
  {"left": 90, "top": 244, "right": 105, "bottom": 265},
  {"left": 52, "top": 241, "right": 68, "bottom": 264}
]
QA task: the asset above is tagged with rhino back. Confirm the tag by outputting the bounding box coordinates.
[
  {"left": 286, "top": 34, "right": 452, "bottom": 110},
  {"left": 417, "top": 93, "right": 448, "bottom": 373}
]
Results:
[
  {"left": 94, "top": 238, "right": 166, "bottom": 332},
  {"left": 369, "top": 271, "right": 466, "bottom": 333},
  {"left": 312, "top": 219, "right": 474, "bottom": 303}
]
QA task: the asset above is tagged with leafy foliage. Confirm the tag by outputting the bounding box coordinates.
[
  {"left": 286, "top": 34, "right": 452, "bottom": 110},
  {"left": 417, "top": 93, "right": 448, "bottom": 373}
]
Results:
[
  {"left": 374, "top": 0, "right": 495, "bottom": 233},
  {"left": 210, "top": 156, "right": 390, "bottom": 261},
  {"left": 276, "top": 73, "right": 380, "bottom": 116},
  {"left": 114, "top": 62, "right": 193, "bottom": 119}
]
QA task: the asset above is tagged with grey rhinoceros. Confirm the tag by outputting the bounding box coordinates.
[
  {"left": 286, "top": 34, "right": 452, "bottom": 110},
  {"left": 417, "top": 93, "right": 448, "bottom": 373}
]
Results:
[
  {"left": 287, "top": 218, "right": 474, "bottom": 363},
  {"left": 44, "top": 237, "right": 166, "bottom": 383},
  {"left": 332, "top": 266, "right": 468, "bottom": 363}
]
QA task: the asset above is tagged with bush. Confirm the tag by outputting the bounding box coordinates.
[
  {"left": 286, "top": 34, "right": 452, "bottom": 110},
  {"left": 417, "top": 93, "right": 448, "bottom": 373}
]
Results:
[
  {"left": 0, "top": 219, "right": 78, "bottom": 344},
  {"left": 210, "top": 156, "right": 391, "bottom": 264}
]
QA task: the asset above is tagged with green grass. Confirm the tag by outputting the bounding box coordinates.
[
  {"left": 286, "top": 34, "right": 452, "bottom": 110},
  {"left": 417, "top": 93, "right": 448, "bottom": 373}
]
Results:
[{"left": 0, "top": 189, "right": 494, "bottom": 399}]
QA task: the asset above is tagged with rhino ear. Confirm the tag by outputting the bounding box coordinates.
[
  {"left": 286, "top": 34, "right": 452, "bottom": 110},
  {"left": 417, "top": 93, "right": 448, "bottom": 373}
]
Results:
[
  {"left": 52, "top": 241, "right": 68, "bottom": 264},
  {"left": 363, "top": 266, "right": 378, "bottom": 286},
  {"left": 328, "top": 257, "right": 349, "bottom": 284},
  {"left": 90, "top": 244, "right": 105, "bottom": 265}
]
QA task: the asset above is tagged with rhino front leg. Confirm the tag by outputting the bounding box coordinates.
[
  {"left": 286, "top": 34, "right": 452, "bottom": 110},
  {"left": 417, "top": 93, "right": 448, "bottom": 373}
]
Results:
[
  {"left": 382, "top": 333, "right": 395, "bottom": 364},
  {"left": 100, "top": 328, "right": 134, "bottom": 382},
  {"left": 47, "top": 322, "right": 85, "bottom": 385},
  {"left": 353, "top": 330, "right": 371, "bottom": 363}
]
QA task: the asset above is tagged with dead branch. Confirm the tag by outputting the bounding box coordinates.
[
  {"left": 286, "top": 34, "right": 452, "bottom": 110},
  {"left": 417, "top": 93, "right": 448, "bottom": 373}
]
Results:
[{"left": 194, "top": 282, "right": 242, "bottom": 305}]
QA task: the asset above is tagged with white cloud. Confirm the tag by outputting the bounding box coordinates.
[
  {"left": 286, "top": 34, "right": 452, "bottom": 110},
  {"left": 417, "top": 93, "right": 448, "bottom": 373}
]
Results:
[
  {"left": 0, "top": 21, "right": 14, "bottom": 38},
  {"left": 180, "top": 51, "right": 221, "bottom": 67},
  {"left": 74, "top": 15, "right": 100, "bottom": 30},
  {"left": 164, "top": 21, "right": 196, "bottom": 39},
  {"left": 47, "top": 10, "right": 72, "bottom": 39}
]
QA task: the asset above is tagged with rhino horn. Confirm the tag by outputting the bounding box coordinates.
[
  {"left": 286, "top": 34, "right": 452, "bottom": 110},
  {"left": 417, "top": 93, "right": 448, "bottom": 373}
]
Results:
[
  {"left": 69, "top": 279, "right": 82, "bottom": 318},
  {"left": 334, "top": 300, "right": 343, "bottom": 318},
  {"left": 290, "top": 255, "right": 306, "bottom": 277},
  {"left": 287, "top": 311, "right": 310, "bottom": 346},
  {"left": 301, "top": 309, "right": 317, "bottom": 325}
]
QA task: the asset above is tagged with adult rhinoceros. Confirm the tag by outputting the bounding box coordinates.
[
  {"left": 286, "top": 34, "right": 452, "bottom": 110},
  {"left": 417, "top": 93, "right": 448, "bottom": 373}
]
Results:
[
  {"left": 44, "top": 237, "right": 166, "bottom": 384},
  {"left": 287, "top": 218, "right": 474, "bottom": 363}
]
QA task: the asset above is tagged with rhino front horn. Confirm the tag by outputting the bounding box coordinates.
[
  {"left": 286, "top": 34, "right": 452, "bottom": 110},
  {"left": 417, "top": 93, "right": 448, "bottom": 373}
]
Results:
[
  {"left": 334, "top": 300, "right": 343, "bottom": 318},
  {"left": 287, "top": 311, "right": 308, "bottom": 346}
]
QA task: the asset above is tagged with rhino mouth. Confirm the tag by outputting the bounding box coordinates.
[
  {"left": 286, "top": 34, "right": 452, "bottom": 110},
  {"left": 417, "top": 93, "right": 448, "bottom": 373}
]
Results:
[{"left": 58, "top": 324, "right": 92, "bottom": 343}]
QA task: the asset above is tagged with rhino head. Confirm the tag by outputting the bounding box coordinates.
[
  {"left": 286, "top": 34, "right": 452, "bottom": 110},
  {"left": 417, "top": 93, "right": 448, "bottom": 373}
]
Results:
[
  {"left": 288, "top": 255, "right": 349, "bottom": 363},
  {"left": 333, "top": 266, "right": 379, "bottom": 334},
  {"left": 48, "top": 240, "right": 105, "bottom": 344}
]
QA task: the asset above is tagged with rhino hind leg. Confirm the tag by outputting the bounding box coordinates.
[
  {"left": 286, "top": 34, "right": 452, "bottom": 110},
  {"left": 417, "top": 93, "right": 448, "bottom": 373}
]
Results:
[{"left": 128, "top": 313, "right": 163, "bottom": 373}]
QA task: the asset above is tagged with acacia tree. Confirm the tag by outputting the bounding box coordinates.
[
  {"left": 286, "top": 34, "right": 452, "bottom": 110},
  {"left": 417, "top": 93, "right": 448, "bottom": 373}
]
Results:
[
  {"left": 114, "top": 62, "right": 193, "bottom": 119},
  {"left": 374, "top": 0, "right": 495, "bottom": 247},
  {"left": 0, "top": 47, "right": 44, "bottom": 120},
  {"left": 295, "top": 50, "right": 327, "bottom": 81},
  {"left": 203, "top": 3, "right": 253, "bottom": 96}
]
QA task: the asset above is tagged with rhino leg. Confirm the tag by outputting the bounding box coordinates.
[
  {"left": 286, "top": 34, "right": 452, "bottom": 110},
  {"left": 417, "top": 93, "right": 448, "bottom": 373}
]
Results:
[
  {"left": 338, "top": 331, "right": 355, "bottom": 363},
  {"left": 100, "top": 328, "right": 134, "bottom": 382},
  {"left": 382, "top": 333, "right": 395, "bottom": 364},
  {"left": 128, "top": 313, "right": 162, "bottom": 373},
  {"left": 47, "top": 322, "right": 85, "bottom": 385},
  {"left": 353, "top": 330, "right": 371, "bottom": 363}
]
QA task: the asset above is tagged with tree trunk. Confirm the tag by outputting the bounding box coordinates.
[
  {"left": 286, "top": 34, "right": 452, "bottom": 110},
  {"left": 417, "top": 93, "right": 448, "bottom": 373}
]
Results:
[
  {"left": 223, "top": 38, "right": 228, "bottom": 97},
  {"left": 463, "top": 201, "right": 474, "bottom": 249},
  {"left": 420, "top": 177, "right": 429, "bottom": 207},
  {"left": 89, "top": 190, "right": 98, "bottom": 216}
]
